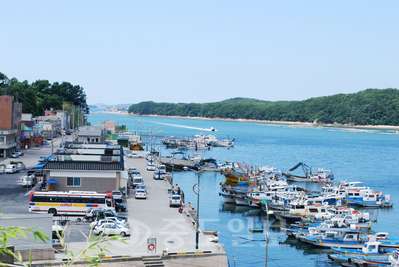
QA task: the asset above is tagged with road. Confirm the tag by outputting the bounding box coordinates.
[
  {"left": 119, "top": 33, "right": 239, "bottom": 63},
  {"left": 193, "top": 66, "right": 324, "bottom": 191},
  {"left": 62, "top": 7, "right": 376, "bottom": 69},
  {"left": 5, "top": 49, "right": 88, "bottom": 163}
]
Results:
[{"left": 0, "top": 135, "right": 227, "bottom": 266}]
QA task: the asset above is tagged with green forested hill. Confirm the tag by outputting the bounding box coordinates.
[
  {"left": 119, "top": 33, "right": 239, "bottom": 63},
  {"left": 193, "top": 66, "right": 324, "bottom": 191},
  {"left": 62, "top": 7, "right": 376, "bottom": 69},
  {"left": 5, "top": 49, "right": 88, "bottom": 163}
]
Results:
[
  {"left": 128, "top": 88, "right": 399, "bottom": 126},
  {"left": 0, "top": 72, "right": 88, "bottom": 116}
]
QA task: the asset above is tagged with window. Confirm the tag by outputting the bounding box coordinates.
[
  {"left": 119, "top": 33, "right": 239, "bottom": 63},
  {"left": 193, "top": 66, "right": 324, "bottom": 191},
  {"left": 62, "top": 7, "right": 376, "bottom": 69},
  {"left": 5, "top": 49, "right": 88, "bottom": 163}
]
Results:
[{"left": 67, "top": 177, "right": 81, "bottom": 187}]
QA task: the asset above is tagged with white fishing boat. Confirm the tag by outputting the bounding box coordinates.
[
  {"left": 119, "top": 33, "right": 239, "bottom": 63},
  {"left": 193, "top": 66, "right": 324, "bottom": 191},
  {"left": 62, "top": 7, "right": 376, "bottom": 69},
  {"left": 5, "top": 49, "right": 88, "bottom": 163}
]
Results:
[{"left": 389, "top": 248, "right": 399, "bottom": 266}]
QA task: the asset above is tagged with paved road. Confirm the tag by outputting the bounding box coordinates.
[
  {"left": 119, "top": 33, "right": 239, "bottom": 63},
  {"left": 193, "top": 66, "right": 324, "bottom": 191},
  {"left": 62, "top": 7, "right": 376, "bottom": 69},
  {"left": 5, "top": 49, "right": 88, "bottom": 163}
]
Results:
[
  {"left": 0, "top": 134, "right": 98, "bottom": 242},
  {"left": 0, "top": 137, "right": 226, "bottom": 266}
]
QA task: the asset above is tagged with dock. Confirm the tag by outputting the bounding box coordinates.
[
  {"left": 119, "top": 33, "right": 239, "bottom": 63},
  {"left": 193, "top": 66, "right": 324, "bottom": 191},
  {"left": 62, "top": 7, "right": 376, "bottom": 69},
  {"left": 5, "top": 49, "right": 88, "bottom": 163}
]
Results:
[{"left": 157, "top": 156, "right": 200, "bottom": 171}]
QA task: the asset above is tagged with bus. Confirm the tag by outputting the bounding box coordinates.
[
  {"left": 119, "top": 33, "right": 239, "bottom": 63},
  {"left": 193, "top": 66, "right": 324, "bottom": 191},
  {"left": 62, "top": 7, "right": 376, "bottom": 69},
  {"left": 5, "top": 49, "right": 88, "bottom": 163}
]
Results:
[{"left": 29, "top": 191, "right": 115, "bottom": 215}]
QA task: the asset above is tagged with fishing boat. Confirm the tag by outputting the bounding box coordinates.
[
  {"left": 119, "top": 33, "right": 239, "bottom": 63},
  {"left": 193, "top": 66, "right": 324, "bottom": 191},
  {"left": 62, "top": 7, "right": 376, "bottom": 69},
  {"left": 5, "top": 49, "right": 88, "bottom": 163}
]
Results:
[
  {"left": 389, "top": 248, "right": 399, "bottom": 267},
  {"left": 221, "top": 168, "right": 250, "bottom": 184},
  {"left": 350, "top": 193, "right": 393, "bottom": 208},
  {"left": 299, "top": 230, "right": 365, "bottom": 248},
  {"left": 233, "top": 194, "right": 250, "bottom": 206},
  {"left": 198, "top": 158, "right": 220, "bottom": 172},
  {"left": 282, "top": 162, "right": 313, "bottom": 182},
  {"left": 328, "top": 237, "right": 391, "bottom": 263},
  {"left": 218, "top": 192, "right": 236, "bottom": 204},
  {"left": 372, "top": 232, "right": 399, "bottom": 248}
]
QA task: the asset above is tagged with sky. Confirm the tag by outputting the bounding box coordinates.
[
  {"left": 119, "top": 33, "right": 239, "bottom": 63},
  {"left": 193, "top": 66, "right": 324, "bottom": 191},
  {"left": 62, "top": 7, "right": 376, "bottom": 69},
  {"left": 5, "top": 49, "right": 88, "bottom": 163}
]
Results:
[{"left": 1, "top": 1, "right": 398, "bottom": 106}]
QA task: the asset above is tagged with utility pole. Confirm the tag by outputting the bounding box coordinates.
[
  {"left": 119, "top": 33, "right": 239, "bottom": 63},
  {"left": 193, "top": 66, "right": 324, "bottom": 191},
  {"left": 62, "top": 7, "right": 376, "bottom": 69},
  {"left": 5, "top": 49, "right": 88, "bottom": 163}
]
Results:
[{"left": 265, "top": 202, "right": 269, "bottom": 267}]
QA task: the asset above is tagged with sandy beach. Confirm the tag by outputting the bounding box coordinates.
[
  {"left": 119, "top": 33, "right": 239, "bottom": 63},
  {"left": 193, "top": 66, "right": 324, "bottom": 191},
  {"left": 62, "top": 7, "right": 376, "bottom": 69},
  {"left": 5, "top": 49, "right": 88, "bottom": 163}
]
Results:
[{"left": 90, "top": 111, "right": 399, "bottom": 131}]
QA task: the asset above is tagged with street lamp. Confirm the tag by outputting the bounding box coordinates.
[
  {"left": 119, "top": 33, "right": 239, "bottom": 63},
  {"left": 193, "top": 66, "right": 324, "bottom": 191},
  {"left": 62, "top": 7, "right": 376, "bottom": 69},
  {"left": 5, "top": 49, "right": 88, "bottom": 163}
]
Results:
[
  {"left": 152, "top": 130, "right": 162, "bottom": 153},
  {"left": 2, "top": 78, "right": 9, "bottom": 95},
  {"left": 50, "top": 128, "right": 53, "bottom": 154},
  {"left": 185, "top": 167, "right": 204, "bottom": 250},
  {"left": 145, "top": 125, "right": 154, "bottom": 151},
  {"left": 150, "top": 127, "right": 159, "bottom": 152}
]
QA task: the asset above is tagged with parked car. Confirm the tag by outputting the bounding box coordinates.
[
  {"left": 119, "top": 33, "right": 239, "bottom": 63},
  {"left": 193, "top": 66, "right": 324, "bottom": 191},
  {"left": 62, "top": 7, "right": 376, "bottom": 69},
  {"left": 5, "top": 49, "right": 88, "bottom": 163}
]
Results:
[
  {"left": 114, "top": 201, "right": 127, "bottom": 212},
  {"left": 153, "top": 171, "right": 165, "bottom": 180},
  {"left": 90, "top": 217, "right": 127, "bottom": 228},
  {"left": 38, "top": 156, "right": 48, "bottom": 162},
  {"left": 5, "top": 165, "right": 17, "bottom": 174},
  {"left": 111, "top": 190, "right": 123, "bottom": 203},
  {"left": 17, "top": 150, "right": 24, "bottom": 156},
  {"left": 157, "top": 164, "right": 166, "bottom": 174},
  {"left": 127, "top": 153, "right": 142, "bottom": 158},
  {"left": 85, "top": 208, "right": 107, "bottom": 218},
  {"left": 47, "top": 136, "right": 52, "bottom": 140},
  {"left": 128, "top": 167, "right": 140, "bottom": 175},
  {"left": 22, "top": 175, "right": 37, "bottom": 187},
  {"left": 146, "top": 153, "right": 155, "bottom": 160},
  {"left": 10, "top": 152, "right": 19, "bottom": 158},
  {"left": 132, "top": 176, "right": 143, "bottom": 188},
  {"left": 85, "top": 209, "right": 127, "bottom": 222},
  {"left": 135, "top": 184, "right": 147, "bottom": 194},
  {"left": 93, "top": 222, "right": 130, "bottom": 236},
  {"left": 169, "top": 195, "right": 183, "bottom": 207},
  {"left": 147, "top": 164, "right": 156, "bottom": 171},
  {"left": 135, "top": 190, "right": 147, "bottom": 199}
]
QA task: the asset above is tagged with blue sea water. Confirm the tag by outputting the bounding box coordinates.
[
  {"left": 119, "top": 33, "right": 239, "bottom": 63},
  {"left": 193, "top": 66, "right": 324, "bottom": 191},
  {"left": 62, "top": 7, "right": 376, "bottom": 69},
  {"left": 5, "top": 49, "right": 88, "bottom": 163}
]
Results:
[{"left": 88, "top": 112, "right": 399, "bottom": 267}]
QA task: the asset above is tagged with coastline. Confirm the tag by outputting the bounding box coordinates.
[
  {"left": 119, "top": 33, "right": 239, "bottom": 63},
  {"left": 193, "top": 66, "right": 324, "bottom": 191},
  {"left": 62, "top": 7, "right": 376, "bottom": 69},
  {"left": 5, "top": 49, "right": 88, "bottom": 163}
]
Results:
[{"left": 90, "top": 111, "right": 399, "bottom": 131}]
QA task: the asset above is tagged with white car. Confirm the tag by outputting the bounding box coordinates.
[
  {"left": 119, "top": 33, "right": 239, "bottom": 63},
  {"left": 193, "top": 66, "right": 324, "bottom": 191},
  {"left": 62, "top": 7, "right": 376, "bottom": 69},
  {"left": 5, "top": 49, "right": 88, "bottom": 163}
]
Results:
[
  {"left": 170, "top": 195, "right": 182, "bottom": 207},
  {"left": 127, "top": 153, "right": 142, "bottom": 158},
  {"left": 93, "top": 222, "right": 130, "bottom": 236},
  {"left": 111, "top": 190, "right": 123, "bottom": 203},
  {"left": 90, "top": 217, "right": 127, "bottom": 228},
  {"left": 22, "top": 175, "right": 37, "bottom": 187},
  {"left": 153, "top": 171, "right": 165, "bottom": 180},
  {"left": 147, "top": 164, "right": 156, "bottom": 171},
  {"left": 135, "top": 184, "right": 147, "bottom": 194},
  {"left": 135, "top": 190, "right": 147, "bottom": 199},
  {"left": 5, "top": 165, "right": 17, "bottom": 174}
]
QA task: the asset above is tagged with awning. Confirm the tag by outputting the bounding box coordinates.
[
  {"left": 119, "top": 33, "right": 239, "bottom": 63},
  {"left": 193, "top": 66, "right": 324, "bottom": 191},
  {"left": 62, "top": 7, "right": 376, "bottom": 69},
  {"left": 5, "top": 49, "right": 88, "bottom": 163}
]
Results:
[{"left": 45, "top": 178, "right": 59, "bottom": 183}]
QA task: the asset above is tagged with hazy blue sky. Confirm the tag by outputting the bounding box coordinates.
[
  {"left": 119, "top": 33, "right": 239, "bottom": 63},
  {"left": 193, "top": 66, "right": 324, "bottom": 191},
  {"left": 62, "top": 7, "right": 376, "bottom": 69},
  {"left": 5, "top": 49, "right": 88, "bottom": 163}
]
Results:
[{"left": 2, "top": 1, "right": 398, "bottom": 105}]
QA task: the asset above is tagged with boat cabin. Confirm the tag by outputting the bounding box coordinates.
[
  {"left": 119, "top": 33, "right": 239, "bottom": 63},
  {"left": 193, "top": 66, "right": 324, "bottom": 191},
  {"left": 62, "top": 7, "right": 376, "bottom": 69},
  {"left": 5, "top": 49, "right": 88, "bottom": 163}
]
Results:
[
  {"left": 362, "top": 239, "right": 385, "bottom": 254},
  {"left": 342, "top": 232, "right": 361, "bottom": 242}
]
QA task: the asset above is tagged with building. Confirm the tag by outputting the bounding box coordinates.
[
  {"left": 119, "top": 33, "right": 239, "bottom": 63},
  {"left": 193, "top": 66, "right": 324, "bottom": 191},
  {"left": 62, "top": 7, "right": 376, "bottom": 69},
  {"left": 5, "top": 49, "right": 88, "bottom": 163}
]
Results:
[
  {"left": 0, "top": 95, "right": 22, "bottom": 157},
  {"left": 77, "top": 125, "right": 106, "bottom": 143},
  {"left": 41, "top": 143, "right": 128, "bottom": 192},
  {"left": 103, "top": 120, "right": 116, "bottom": 134}
]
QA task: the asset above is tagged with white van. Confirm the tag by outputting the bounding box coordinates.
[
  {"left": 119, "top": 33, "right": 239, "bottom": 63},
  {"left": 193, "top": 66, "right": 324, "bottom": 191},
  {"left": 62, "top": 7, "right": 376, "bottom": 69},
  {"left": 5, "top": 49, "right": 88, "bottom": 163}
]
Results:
[
  {"left": 158, "top": 164, "right": 166, "bottom": 174},
  {"left": 5, "top": 165, "right": 16, "bottom": 174},
  {"left": 132, "top": 176, "right": 144, "bottom": 188},
  {"left": 22, "top": 175, "right": 37, "bottom": 187}
]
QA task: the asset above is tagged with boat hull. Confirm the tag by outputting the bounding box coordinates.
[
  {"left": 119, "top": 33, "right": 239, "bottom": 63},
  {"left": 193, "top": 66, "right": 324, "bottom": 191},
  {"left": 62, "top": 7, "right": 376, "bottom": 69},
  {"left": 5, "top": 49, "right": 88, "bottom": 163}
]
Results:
[
  {"left": 219, "top": 192, "right": 236, "bottom": 204},
  {"left": 234, "top": 197, "right": 249, "bottom": 206},
  {"left": 300, "top": 236, "right": 364, "bottom": 248}
]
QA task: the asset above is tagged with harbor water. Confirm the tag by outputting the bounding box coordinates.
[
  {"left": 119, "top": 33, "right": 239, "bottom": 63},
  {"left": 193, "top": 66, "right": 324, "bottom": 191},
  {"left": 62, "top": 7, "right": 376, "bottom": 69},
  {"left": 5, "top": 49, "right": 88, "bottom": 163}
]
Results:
[{"left": 88, "top": 110, "right": 399, "bottom": 266}]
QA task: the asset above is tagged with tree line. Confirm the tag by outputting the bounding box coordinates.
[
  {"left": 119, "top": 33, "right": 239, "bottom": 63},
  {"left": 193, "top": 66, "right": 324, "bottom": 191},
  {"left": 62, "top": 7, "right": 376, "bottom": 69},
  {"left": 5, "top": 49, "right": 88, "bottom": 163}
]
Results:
[
  {"left": 128, "top": 89, "right": 399, "bottom": 126},
  {"left": 0, "top": 72, "right": 89, "bottom": 116}
]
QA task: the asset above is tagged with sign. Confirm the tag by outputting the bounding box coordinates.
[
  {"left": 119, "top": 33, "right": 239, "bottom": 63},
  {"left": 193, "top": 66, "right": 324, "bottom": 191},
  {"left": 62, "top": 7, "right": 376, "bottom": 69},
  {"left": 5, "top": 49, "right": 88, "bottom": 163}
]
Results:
[
  {"left": 21, "top": 131, "right": 25, "bottom": 141},
  {"left": 262, "top": 199, "right": 268, "bottom": 204},
  {"left": 147, "top": 238, "right": 156, "bottom": 254}
]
